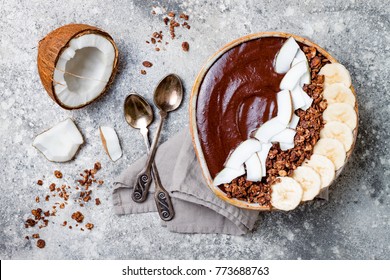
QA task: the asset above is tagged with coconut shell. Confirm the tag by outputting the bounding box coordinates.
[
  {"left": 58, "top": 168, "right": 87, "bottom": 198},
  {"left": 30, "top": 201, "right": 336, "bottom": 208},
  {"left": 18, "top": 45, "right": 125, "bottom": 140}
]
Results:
[{"left": 37, "top": 23, "right": 119, "bottom": 110}]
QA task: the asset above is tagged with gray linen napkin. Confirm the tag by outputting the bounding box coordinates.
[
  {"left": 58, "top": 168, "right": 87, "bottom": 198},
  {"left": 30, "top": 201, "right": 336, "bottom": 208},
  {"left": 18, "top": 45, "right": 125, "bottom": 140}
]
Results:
[{"left": 113, "top": 128, "right": 260, "bottom": 235}]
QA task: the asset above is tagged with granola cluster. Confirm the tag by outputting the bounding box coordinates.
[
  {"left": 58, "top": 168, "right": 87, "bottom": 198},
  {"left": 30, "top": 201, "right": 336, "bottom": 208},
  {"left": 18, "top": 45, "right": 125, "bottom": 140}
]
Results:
[
  {"left": 24, "top": 162, "right": 103, "bottom": 248},
  {"left": 224, "top": 45, "right": 330, "bottom": 206}
]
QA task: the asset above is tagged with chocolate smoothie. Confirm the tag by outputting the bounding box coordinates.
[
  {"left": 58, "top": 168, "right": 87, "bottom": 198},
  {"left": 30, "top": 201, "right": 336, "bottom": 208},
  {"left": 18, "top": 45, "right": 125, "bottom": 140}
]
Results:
[{"left": 196, "top": 37, "right": 287, "bottom": 178}]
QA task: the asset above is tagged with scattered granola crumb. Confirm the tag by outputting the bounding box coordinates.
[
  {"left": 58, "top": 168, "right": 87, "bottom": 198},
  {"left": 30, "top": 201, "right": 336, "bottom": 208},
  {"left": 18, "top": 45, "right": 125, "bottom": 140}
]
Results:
[
  {"left": 35, "top": 196, "right": 40, "bottom": 203},
  {"left": 182, "top": 41, "right": 189, "bottom": 52},
  {"left": 179, "top": 13, "right": 189, "bottom": 20},
  {"left": 25, "top": 219, "right": 36, "bottom": 227},
  {"left": 142, "top": 61, "right": 153, "bottom": 68},
  {"left": 37, "top": 180, "right": 43, "bottom": 185},
  {"left": 25, "top": 163, "right": 104, "bottom": 247},
  {"left": 54, "top": 170, "right": 62, "bottom": 179},
  {"left": 71, "top": 211, "right": 84, "bottom": 223},
  {"left": 37, "top": 239, "right": 45, "bottom": 249},
  {"left": 94, "top": 162, "right": 101, "bottom": 171},
  {"left": 147, "top": 7, "right": 191, "bottom": 52},
  {"left": 97, "top": 180, "right": 104, "bottom": 185},
  {"left": 85, "top": 223, "right": 94, "bottom": 230}
]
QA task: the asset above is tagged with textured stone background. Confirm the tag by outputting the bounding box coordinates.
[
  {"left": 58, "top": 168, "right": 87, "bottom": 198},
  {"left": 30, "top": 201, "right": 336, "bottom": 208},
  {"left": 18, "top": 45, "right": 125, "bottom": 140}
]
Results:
[{"left": 0, "top": 0, "right": 389, "bottom": 259}]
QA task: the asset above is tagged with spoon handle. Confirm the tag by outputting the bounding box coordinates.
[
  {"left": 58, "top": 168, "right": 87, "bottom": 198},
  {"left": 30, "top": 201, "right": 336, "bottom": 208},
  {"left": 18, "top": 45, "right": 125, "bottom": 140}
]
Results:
[
  {"left": 139, "top": 128, "right": 175, "bottom": 221},
  {"left": 132, "top": 112, "right": 166, "bottom": 203}
]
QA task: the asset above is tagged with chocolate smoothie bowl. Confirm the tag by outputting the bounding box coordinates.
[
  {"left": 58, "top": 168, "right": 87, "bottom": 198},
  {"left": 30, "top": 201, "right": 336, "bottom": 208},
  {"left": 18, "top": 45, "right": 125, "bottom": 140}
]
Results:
[{"left": 190, "top": 32, "right": 358, "bottom": 210}]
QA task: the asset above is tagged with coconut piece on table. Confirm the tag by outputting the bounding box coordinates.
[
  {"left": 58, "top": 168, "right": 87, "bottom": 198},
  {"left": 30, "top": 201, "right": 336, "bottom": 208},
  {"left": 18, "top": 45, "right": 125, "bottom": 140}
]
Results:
[
  {"left": 99, "top": 126, "right": 122, "bottom": 161},
  {"left": 37, "top": 24, "right": 119, "bottom": 110},
  {"left": 33, "top": 118, "right": 84, "bottom": 162}
]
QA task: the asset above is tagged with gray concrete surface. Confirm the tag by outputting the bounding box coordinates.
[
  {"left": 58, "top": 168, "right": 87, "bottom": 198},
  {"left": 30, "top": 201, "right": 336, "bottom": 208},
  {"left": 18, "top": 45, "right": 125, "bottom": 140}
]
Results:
[{"left": 0, "top": 0, "right": 389, "bottom": 259}]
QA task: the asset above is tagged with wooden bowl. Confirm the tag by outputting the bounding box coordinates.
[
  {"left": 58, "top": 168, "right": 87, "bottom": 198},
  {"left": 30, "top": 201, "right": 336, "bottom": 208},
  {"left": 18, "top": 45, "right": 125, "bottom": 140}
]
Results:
[{"left": 189, "top": 32, "right": 359, "bottom": 210}]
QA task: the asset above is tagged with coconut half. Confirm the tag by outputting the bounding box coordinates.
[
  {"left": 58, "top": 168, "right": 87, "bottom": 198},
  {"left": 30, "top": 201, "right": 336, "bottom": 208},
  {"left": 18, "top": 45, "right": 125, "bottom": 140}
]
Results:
[
  {"left": 38, "top": 24, "right": 119, "bottom": 109},
  {"left": 33, "top": 118, "right": 84, "bottom": 162}
]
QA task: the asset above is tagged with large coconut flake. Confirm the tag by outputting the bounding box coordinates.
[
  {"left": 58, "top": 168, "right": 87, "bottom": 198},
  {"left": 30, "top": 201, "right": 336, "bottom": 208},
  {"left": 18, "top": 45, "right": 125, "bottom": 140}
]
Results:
[{"left": 33, "top": 118, "right": 84, "bottom": 162}]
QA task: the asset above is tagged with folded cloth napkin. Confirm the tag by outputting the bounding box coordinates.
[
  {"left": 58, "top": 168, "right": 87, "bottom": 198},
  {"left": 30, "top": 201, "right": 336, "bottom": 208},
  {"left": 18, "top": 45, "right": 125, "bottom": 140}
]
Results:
[{"left": 113, "top": 128, "right": 260, "bottom": 235}]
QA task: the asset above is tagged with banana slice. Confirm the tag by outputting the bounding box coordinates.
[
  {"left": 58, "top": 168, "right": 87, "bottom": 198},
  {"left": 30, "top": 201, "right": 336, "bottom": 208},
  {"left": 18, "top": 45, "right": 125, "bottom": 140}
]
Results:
[
  {"left": 271, "top": 177, "right": 303, "bottom": 211},
  {"left": 318, "top": 63, "right": 352, "bottom": 88},
  {"left": 304, "top": 154, "right": 335, "bottom": 189},
  {"left": 313, "top": 138, "right": 346, "bottom": 170},
  {"left": 323, "top": 83, "right": 356, "bottom": 106},
  {"left": 320, "top": 121, "right": 353, "bottom": 151},
  {"left": 292, "top": 166, "right": 321, "bottom": 201},
  {"left": 323, "top": 103, "right": 357, "bottom": 130}
]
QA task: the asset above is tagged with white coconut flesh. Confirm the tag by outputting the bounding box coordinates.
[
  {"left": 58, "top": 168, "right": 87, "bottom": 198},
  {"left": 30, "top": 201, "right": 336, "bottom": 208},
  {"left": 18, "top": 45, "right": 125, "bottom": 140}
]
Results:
[
  {"left": 53, "top": 34, "right": 116, "bottom": 108},
  {"left": 33, "top": 118, "right": 84, "bottom": 162}
]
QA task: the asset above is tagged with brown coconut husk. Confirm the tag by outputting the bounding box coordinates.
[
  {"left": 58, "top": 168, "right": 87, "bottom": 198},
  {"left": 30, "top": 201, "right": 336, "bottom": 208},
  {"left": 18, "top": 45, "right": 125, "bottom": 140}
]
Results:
[{"left": 37, "top": 23, "right": 119, "bottom": 110}]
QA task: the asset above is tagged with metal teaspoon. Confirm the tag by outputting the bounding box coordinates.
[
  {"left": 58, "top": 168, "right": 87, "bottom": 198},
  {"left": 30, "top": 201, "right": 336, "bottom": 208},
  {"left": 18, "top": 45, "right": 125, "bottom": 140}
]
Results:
[
  {"left": 124, "top": 93, "right": 175, "bottom": 221},
  {"left": 131, "top": 74, "right": 183, "bottom": 205}
]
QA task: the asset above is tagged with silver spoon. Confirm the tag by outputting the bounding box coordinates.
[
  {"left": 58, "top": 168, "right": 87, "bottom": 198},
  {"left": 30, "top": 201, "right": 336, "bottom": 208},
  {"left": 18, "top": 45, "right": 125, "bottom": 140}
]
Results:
[
  {"left": 132, "top": 74, "right": 183, "bottom": 205},
  {"left": 124, "top": 93, "right": 175, "bottom": 221}
]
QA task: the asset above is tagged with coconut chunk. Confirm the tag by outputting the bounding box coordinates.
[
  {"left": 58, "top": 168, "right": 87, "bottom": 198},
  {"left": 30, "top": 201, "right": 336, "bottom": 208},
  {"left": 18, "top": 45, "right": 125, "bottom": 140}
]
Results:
[
  {"left": 99, "top": 126, "right": 122, "bottom": 161},
  {"left": 245, "top": 153, "right": 262, "bottom": 182},
  {"left": 254, "top": 117, "right": 286, "bottom": 143},
  {"left": 33, "top": 118, "right": 83, "bottom": 162},
  {"left": 291, "top": 49, "right": 307, "bottom": 66},
  {"left": 279, "top": 142, "right": 295, "bottom": 151},
  {"left": 276, "top": 89, "right": 293, "bottom": 126},
  {"left": 280, "top": 60, "right": 310, "bottom": 90},
  {"left": 290, "top": 86, "right": 306, "bottom": 110},
  {"left": 213, "top": 166, "right": 245, "bottom": 186},
  {"left": 292, "top": 49, "right": 311, "bottom": 86},
  {"left": 288, "top": 113, "right": 300, "bottom": 130},
  {"left": 300, "top": 88, "right": 314, "bottom": 110},
  {"left": 225, "top": 139, "right": 262, "bottom": 170},
  {"left": 270, "top": 128, "right": 296, "bottom": 144},
  {"left": 274, "top": 37, "right": 300, "bottom": 74},
  {"left": 257, "top": 143, "right": 272, "bottom": 177}
]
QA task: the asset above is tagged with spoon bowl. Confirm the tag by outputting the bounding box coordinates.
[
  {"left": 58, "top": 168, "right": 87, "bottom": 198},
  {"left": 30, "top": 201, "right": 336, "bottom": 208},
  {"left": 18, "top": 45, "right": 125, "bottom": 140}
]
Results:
[
  {"left": 124, "top": 94, "right": 153, "bottom": 130},
  {"left": 153, "top": 74, "right": 183, "bottom": 112}
]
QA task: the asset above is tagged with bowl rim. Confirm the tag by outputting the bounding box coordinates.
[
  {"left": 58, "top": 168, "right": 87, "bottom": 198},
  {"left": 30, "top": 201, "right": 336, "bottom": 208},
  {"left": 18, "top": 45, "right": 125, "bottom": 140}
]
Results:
[{"left": 189, "top": 31, "right": 359, "bottom": 210}]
